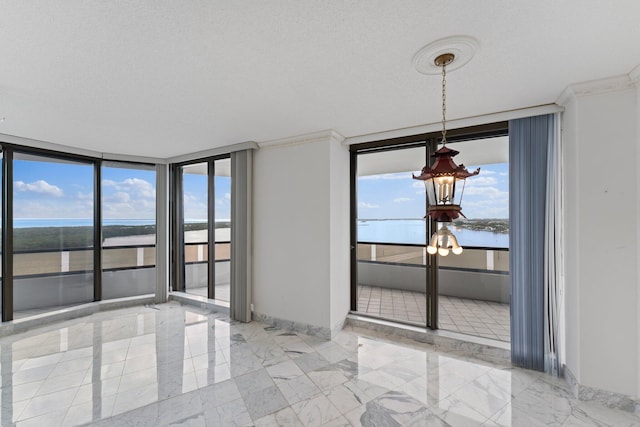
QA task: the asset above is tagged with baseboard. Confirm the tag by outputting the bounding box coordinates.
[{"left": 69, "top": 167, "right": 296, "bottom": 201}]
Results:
[
  {"left": 252, "top": 312, "right": 332, "bottom": 340},
  {"left": 563, "top": 365, "right": 639, "bottom": 414},
  {"left": 168, "top": 291, "right": 230, "bottom": 314}
]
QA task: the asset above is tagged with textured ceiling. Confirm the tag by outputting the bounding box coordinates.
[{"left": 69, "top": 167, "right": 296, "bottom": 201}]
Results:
[{"left": 1, "top": 1, "right": 639, "bottom": 158}]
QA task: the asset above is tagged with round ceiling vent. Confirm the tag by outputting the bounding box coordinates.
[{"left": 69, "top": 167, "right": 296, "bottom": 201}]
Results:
[{"left": 412, "top": 35, "right": 479, "bottom": 75}]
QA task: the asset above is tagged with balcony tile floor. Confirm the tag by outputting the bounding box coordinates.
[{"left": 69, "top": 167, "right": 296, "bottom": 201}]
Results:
[
  {"left": 357, "top": 285, "right": 511, "bottom": 342},
  {"left": 0, "top": 302, "right": 636, "bottom": 426},
  {"left": 187, "top": 283, "right": 230, "bottom": 302}
]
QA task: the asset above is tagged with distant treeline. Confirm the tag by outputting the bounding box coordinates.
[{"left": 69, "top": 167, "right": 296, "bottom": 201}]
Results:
[
  {"left": 10, "top": 222, "right": 230, "bottom": 251},
  {"left": 454, "top": 219, "right": 509, "bottom": 234}
]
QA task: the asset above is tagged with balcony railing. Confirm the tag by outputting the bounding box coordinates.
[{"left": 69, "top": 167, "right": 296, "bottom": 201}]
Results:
[
  {"left": 357, "top": 241, "right": 509, "bottom": 303},
  {"left": 4, "top": 241, "right": 231, "bottom": 312},
  {"left": 357, "top": 241, "right": 509, "bottom": 272},
  {"left": 182, "top": 241, "right": 231, "bottom": 265},
  {"left": 1, "top": 241, "right": 231, "bottom": 278}
]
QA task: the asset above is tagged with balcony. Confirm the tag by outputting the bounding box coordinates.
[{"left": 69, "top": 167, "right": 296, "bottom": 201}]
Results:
[
  {"left": 182, "top": 241, "right": 231, "bottom": 301},
  {"left": 356, "top": 242, "right": 510, "bottom": 342},
  {"left": 6, "top": 244, "right": 157, "bottom": 318},
  {"left": 4, "top": 240, "right": 230, "bottom": 318}
]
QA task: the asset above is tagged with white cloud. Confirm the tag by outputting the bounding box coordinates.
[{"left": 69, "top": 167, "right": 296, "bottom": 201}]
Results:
[
  {"left": 102, "top": 177, "right": 156, "bottom": 219},
  {"left": 358, "top": 201, "right": 379, "bottom": 209},
  {"left": 393, "top": 197, "right": 412, "bottom": 203},
  {"left": 14, "top": 180, "right": 63, "bottom": 197},
  {"left": 466, "top": 176, "right": 498, "bottom": 186},
  {"left": 105, "top": 192, "right": 131, "bottom": 203},
  {"left": 76, "top": 191, "right": 93, "bottom": 200},
  {"left": 103, "top": 178, "right": 155, "bottom": 198},
  {"left": 464, "top": 186, "right": 508, "bottom": 199}
]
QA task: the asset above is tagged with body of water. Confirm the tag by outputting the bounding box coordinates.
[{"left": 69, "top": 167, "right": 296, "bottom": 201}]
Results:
[
  {"left": 12, "top": 218, "right": 507, "bottom": 248},
  {"left": 13, "top": 219, "right": 155, "bottom": 228},
  {"left": 11, "top": 219, "right": 230, "bottom": 228},
  {"left": 358, "top": 219, "right": 508, "bottom": 248}
]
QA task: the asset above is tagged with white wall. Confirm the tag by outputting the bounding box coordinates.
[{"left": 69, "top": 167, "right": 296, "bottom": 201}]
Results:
[
  {"left": 561, "top": 95, "right": 580, "bottom": 380},
  {"left": 253, "top": 131, "right": 350, "bottom": 332},
  {"left": 636, "top": 69, "right": 640, "bottom": 403},
  {"left": 560, "top": 76, "right": 639, "bottom": 398},
  {"left": 329, "top": 139, "right": 351, "bottom": 331}
]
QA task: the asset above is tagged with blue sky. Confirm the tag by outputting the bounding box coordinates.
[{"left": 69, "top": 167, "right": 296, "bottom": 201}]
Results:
[
  {"left": 357, "top": 163, "right": 509, "bottom": 220},
  {"left": 10, "top": 159, "right": 231, "bottom": 221},
  {"left": 9, "top": 156, "right": 503, "bottom": 221},
  {"left": 182, "top": 173, "right": 231, "bottom": 221}
]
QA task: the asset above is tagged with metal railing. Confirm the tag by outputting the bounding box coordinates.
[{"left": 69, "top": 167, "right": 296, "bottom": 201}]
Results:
[
  {"left": 357, "top": 241, "right": 509, "bottom": 273},
  {"left": 1, "top": 241, "right": 231, "bottom": 278},
  {"left": 183, "top": 241, "right": 231, "bottom": 265}
]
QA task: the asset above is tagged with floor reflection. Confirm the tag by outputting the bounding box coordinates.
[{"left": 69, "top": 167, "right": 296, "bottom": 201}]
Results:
[{"left": 0, "top": 302, "right": 636, "bottom": 426}]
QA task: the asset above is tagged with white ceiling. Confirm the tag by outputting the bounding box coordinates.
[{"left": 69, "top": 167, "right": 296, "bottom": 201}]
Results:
[{"left": 1, "top": 1, "right": 639, "bottom": 158}]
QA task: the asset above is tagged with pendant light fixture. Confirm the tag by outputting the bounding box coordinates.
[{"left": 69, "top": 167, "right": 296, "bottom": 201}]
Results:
[{"left": 413, "top": 53, "right": 480, "bottom": 256}]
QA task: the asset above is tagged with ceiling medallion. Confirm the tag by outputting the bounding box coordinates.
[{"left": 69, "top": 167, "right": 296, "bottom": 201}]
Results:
[{"left": 412, "top": 35, "right": 479, "bottom": 75}]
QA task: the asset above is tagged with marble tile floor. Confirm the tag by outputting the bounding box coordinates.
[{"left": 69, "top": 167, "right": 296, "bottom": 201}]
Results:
[
  {"left": 357, "top": 285, "right": 511, "bottom": 342},
  {"left": 0, "top": 302, "right": 636, "bottom": 426}
]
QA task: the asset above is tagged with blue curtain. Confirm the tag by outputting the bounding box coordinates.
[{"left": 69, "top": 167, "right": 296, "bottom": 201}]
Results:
[{"left": 509, "top": 114, "right": 554, "bottom": 371}]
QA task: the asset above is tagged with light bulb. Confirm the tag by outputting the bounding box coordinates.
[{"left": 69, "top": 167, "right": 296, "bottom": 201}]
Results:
[
  {"left": 438, "top": 247, "right": 450, "bottom": 256},
  {"left": 449, "top": 234, "right": 463, "bottom": 255},
  {"left": 427, "top": 245, "right": 437, "bottom": 255},
  {"left": 434, "top": 176, "right": 454, "bottom": 185}
]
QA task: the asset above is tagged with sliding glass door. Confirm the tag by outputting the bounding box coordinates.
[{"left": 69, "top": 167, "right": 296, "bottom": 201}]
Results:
[
  {"left": 350, "top": 123, "right": 510, "bottom": 338},
  {"left": 174, "top": 156, "right": 231, "bottom": 302},
  {"left": 181, "top": 162, "right": 209, "bottom": 296},
  {"left": 354, "top": 145, "right": 429, "bottom": 327}
]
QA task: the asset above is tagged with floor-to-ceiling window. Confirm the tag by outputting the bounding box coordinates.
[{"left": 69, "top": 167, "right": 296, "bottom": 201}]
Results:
[
  {"left": 355, "top": 145, "right": 428, "bottom": 326},
  {"left": 434, "top": 136, "right": 510, "bottom": 342},
  {"left": 180, "top": 162, "right": 209, "bottom": 296},
  {"left": 102, "top": 162, "right": 157, "bottom": 299},
  {"left": 0, "top": 143, "right": 160, "bottom": 322},
  {"left": 12, "top": 152, "right": 95, "bottom": 318},
  {"left": 350, "top": 123, "right": 510, "bottom": 341},
  {"left": 173, "top": 155, "right": 231, "bottom": 302}
]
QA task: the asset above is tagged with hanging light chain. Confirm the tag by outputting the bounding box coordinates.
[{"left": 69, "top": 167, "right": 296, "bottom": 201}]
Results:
[{"left": 441, "top": 61, "right": 447, "bottom": 146}]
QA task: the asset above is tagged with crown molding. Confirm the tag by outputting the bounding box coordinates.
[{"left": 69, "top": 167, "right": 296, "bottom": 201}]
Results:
[
  {"left": 557, "top": 74, "right": 635, "bottom": 106},
  {"left": 342, "top": 104, "right": 562, "bottom": 146},
  {"left": 0, "top": 131, "right": 102, "bottom": 158},
  {"left": 102, "top": 152, "right": 167, "bottom": 164},
  {"left": 167, "top": 141, "right": 258, "bottom": 164},
  {"left": 1, "top": 131, "right": 258, "bottom": 165},
  {"left": 257, "top": 129, "right": 345, "bottom": 150}
]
